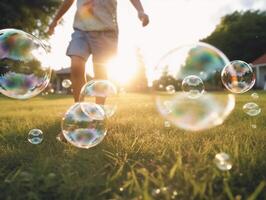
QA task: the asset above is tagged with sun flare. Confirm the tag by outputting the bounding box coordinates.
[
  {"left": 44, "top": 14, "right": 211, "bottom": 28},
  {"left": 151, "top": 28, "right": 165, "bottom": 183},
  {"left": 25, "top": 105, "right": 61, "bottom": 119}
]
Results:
[{"left": 106, "top": 53, "right": 138, "bottom": 85}]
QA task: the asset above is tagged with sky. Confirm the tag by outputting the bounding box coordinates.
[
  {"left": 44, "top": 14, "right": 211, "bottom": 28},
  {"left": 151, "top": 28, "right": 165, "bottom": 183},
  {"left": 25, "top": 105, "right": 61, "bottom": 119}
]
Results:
[{"left": 48, "top": 0, "right": 266, "bottom": 82}]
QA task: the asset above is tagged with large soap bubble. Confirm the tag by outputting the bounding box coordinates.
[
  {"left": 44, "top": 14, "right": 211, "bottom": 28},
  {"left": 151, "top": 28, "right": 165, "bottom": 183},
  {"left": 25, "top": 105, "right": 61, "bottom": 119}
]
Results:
[
  {"left": 153, "top": 42, "right": 235, "bottom": 131},
  {"left": 0, "top": 29, "right": 51, "bottom": 99},
  {"left": 80, "top": 80, "right": 118, "bottom": 118},
  {"left": 61, "top": 103, "right": 106, "bottom": 149},
  {"left": 221, "top": 60, "right": 255, "bottom": 93}
]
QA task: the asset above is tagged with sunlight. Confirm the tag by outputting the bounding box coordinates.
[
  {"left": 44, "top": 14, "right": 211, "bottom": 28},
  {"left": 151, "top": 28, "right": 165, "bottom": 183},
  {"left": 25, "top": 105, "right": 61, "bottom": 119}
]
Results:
[{"left": 106, "top": 52, "right": 138, "bottom": 85}]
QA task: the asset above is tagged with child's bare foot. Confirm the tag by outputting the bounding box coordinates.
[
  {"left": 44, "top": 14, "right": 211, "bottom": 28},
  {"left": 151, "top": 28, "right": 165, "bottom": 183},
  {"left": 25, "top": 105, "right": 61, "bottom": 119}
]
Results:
[{"left": 56, "top": 133, "right": 67, "bottom": 143}]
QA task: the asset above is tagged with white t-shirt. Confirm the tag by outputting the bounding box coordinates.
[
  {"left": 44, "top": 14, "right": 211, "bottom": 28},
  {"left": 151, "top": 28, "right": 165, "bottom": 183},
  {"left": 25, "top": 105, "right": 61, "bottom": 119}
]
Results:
[{"left": 73, "top": 0, "right": 118, "bottom": 31}]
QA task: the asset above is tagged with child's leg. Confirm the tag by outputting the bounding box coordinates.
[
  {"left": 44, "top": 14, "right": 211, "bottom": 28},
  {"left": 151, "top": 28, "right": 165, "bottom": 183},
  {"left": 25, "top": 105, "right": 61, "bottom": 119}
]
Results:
[
  {"left": 90, "top": 31, "right": 118, "bottom": 105},
  {"left": 93, "top": 63, "right": 107, "bottom": 105},
  {"left": 70, "top": 56, "right": 87, "bottom": 102}
]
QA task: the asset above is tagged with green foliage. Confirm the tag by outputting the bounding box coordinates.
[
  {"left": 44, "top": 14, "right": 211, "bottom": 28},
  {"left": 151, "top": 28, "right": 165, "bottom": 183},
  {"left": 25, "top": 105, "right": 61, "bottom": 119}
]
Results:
[
  {"left": 0, "top": 93, "right": 266, "bottom": 199},
  {"left": 202, "top": 10, "right": 266, "bottom": 63},
  {"left": 0, "top": 0, "right": 62, "bottom": 38}
]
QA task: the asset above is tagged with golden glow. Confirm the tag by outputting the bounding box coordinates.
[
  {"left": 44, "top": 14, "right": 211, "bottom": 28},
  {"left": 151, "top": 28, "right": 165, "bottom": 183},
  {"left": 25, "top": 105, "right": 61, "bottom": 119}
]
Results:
[{"left": 106, "top": 53, "right": 138, "bottom": 85}]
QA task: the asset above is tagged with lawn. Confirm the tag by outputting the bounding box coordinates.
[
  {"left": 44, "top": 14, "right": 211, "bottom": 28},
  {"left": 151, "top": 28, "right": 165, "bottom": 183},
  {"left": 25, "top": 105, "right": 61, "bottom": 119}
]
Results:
[{"left": 0, "top": 92, "right": 265, "bottom": 200}]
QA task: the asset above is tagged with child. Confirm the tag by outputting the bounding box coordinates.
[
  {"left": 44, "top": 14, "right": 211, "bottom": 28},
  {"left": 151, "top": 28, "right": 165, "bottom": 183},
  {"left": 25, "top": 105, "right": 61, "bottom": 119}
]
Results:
[
  {"left": 48, "top": 0, "right": 149, "bottom": 142},
  {"left": 48, "top": 0, "right": 149, "bottom": 102}
]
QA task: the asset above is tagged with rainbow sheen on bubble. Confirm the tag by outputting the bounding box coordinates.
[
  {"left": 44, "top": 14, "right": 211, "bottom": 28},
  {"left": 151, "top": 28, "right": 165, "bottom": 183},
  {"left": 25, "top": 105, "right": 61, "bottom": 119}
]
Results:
[
  {"left": 182, "top": 75, "right": 204, "bottom": 99},
  {"left": 28, "top": 129, "right": 43, "bottom": 144},
  {"left": 80, "top": 80, "right": 118, "bottom": 118},
  {"left": 153, "top": 42, "right": 235, "bottom": 131},
  {"left": 61, "top": 103, "right": 106, "bottom": 149},
  {"left": 221, "top": 60, "right": 255, "bottom": 94},
  {"left": 0, "top": 29, "right": 51, "bottom": 99}
]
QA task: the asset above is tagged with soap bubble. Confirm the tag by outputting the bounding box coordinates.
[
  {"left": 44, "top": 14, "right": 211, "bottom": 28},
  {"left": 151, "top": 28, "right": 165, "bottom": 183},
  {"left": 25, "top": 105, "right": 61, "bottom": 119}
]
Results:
[
  {"left": 251, "top": 93, "right": 259, "bottom": 100},
  {"left": 214, "top": 152, "right": 232, "bottom": 171},
  {"left": 182, "top": 75, "right": 204, "bottom": 99},
  {"left": 243, "top": 102, "right": 261, "bottom": 116},
  {"left": 164, "top": 121, "right": 171, "bottom": 128},
  {"left": 62, "top": 79, "right": 72, "bottom": 88},
  {"left": 0, "top": 29, "right": 51, "bottom": 99},
  {"left": 221, "top": 60, "right": 255, "bottom": 94},
  {"left": 80, "top": 80, "right": 118, "bottom": 118},
  {"left": 61, "top": 103, "right": 106, "bottom": 149},
  {"left": 157, "top": 93, "right": 235, "bottom": 131},
  {"left": 153, "top": 42, "right": 235, "bottom": 131},
  {"left": 166, "top": 85, "right": 175, "bottom": 94},
  {"left": 251, "top": 124, "right": 257, "bottom": 129},
  {"left": 28, "top": 129, "right": 43, "bottom": 144}
]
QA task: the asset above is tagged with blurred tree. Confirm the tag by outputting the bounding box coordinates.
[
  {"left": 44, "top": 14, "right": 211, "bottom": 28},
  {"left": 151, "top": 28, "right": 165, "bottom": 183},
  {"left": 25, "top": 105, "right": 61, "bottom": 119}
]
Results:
[
  {"left": 0, "top": 0, "right": 61, "bottom": 39},
  {"left": 127, "top": 48, "right": 148, "bottom": 92},
  {"left": 201, "top": 10, "right": 266, "bottom": 63}
]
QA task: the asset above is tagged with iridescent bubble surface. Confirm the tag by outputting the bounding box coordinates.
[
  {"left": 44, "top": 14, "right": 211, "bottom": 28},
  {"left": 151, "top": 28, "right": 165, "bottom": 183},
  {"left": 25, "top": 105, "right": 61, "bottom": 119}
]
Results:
[
  {"left": 80, "top": 80, "right": 118, "bottom": 118},
  {"left": 243, "top": 102, "right": 261, "bottom": 116},
  {"left": 153, "top": 42, "right": 234, "bottom": 131},
  {"left": 157, "top": 93, "right": 235, "bottom": 131},
  {"left": 182, "top": 75, "right": 204, "bottom": 99},
  {"left": 62, "top": 79, "right": 72, "bottom": 88},
  {"left": 0, "top": 29, "right": 51, "bottom": 99},
  {"left": 214, "top": 152, "right": 232, "bottom": 171},
  {"left": 61, "top": 103, "right": 106, "bottom": 149},
  {"left": 28, "top": 129, "right": 43, "bottom": 144},
  {"left": 221, "top": 60, "right": 255, "bottom": 94}
]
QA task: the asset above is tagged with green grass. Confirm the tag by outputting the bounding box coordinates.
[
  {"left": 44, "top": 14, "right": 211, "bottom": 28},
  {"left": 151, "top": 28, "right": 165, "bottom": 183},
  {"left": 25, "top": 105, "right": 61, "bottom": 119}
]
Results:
[{"left": 0, "top": 92, "right": 266, "bottom": 200}]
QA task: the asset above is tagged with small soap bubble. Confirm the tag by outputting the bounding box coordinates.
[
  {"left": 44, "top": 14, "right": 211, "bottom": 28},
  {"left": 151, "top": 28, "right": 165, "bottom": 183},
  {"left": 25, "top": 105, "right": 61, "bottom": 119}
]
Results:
[
  {"left": 166, "top": 85, "right": 175, "bottom": 94},
  {"left": 164, "top": 121, "right": 171, "bottom": 128},
  {"left": 62, "top": 79, "right": 72, "bottom": 88},
  {"left": 182, "top": 75, "right": 205, "bottom": 99},
  {"left": 243, "top": 102, "right": 261, "bottom": 116},
  {"left": 28, "top": 129, "right": 43, "bottom": 144},
  {"left": 251, "top": 93, "right": 259, "bottom": 100},
  {"left": 214, "top": 152, "right": 232, "bottom": 171}
]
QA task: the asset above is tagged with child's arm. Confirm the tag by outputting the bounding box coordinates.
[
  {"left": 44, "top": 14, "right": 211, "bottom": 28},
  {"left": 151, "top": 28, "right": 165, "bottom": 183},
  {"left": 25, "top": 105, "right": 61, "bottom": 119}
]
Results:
[
  {"left": 130, "top": 0, "right": 149, "bottom": 27},
  {"left": 48, "top": 0, "right": 75, "bottom": 35}
]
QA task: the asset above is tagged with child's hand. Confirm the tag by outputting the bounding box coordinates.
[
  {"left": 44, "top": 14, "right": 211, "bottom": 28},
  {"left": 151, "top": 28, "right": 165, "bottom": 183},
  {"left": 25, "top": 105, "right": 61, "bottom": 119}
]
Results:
[
  {"left": 48, "top": 21, "right": 58, "bottom": 36},
  {"left": 138, "top": 12, "right": 149, "bottom": 27}
]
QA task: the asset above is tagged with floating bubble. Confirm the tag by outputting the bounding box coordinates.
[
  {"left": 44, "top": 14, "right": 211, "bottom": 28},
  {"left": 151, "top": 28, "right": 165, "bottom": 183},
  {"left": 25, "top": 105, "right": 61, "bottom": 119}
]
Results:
[
  {"left": 80, "top": 80, "right": 118, "bottom": 118},
  {"left": 152, "top": 189, "right": 161, "bottom": 196},
  {"left": 166, "top": 85, "right": 175, "bottom": 94},
  {"left": 153, "top": 42, "right": 234, "bottom": 131},
  {"left": 157, "top": 93, "right": 235, "bottom": 131},
  {"left": 28, "top": 129, "right": 43, "bottom": 144},
  {"left": 251, "top": 93, "right": 259, "bottom": 100},
  {"left": 164, "top": 121, "right": 171, "bottom": 128},
  {"left": 0, "top": 29, "right": 51, "bottom": 99},
  {"left": 199, "top": 71, "right": 207, "bottom": 80},
  {"left": 214, "top": 152, "right": 232, "bottom": 171},
  {"left": 182, "top": 75, "right": 204, "bottom": 99},
  {"left": 221, "top": 60, "right": 255, "bottom": 94},
  {"left": 243, "top": 102, "right": 261, "bottom": 116},
  {"left": 62, "top": 79, "right": 72, "bottom": 88},
  {"left": 251, "top": 124, "right": 257, "bottom": 129},
  {"left": 61, "top": 103, "right": 106, "bottom": 149}
]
